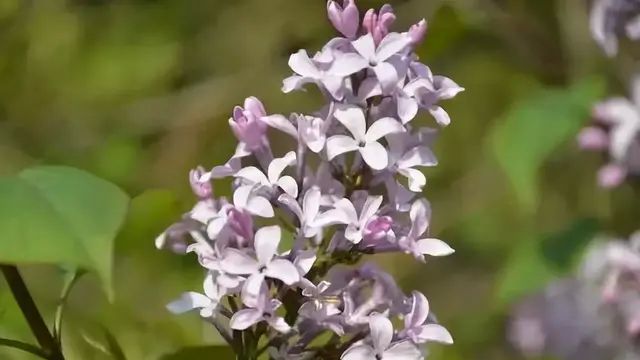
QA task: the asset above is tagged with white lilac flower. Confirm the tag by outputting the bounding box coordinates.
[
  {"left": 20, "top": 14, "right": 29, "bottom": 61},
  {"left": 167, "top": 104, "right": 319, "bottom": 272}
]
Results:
[
  {"left": 399, "top": 291, "right": 453, "bottom": 345},
  {"left": 341, "top": 314, "right": 422, "bottom": 360},
  {"left": 317, "top": 196, "right": 383, "bottom": 244},
  {"left": 398, "top": 199, "right": 454, "bottom": 261},
  {"left": 262, "top": 113, "right": 329, "bottom": 153},
  {"left": 230, "top": 283, "right": 291, "bottom": 333},
  {"left": 350, "top": 32, "right": 411, "bottom": 93},
  {"left": 278, "top": 187, "right": 324, "bottom": 238},
  {"left": 235, "top": 151, "right": 299, "bottom": 198},
  {"left": 220, "top": 225, "right": 299, "bottom": 306},
  {"left": 326, "top": 105, "right": 404, "bottom": 170}
]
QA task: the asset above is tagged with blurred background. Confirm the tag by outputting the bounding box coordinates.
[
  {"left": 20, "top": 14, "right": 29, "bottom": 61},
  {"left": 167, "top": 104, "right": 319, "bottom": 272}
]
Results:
[{"left": 1, "top": 0, "right": 639, "bottom": 359}]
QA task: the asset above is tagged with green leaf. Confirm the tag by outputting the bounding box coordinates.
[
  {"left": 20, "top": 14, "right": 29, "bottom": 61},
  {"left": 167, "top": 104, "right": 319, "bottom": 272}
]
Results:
[
  {"left": 496, "top": 236, "right": 558, "bottom": 307},
  {"left": 0, "top": 166, "right": 129, "bottom": 297},
  {"left": 158, "top": 346, "right": 235, "bottom": 360},
  {"left": 490, "top": 77, "right": 605, "bottom": 211},
  {"left": 540, "top": 218, "right": 600, "bottom": 271}
]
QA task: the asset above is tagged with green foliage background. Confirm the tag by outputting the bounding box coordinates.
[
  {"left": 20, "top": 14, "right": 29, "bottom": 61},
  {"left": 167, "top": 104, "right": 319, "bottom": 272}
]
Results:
[{"left": 1, "top": 0, "right": 639, "bottom": 359}]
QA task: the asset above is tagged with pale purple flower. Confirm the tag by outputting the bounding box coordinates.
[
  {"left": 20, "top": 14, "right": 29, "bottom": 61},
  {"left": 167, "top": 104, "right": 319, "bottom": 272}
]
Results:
[
  {"left": 262, "top": 113, "right": 329, "bottom": 153},
  {"left": 351, "top": 33, "right": 411, "bottom": 92},
  {"left": 362, "top": 5, "right": 396, "bottom": 46},
  {"left": 206, "top": 185, "right": 273, "bottom": 240},
  {"left": 578, "top": 126, "right": 609, "bottom": 150},
  {"left": 590, "top": 0, "right": 640, "bottom": 56},
  {"left": 405, "top": 73, "right": 464, "bottom": 127},
  {"left": 398, "top": 199, "right": 454, "bottom": 261},
  {"left": 386, "top": 132, "right": 438, "bottom": 192},
  {"left": 362, "top": 215, "right": 393, "bottom": 246},
  {"left": 341, "top": 314, "right": 422, "bottom": 360},
  {"left": 235, "top": 151, "right": 299, "bottom": 198},
  {"left": 327, "top": 0, "right": 360, "bottom": 39},
  {"left": 399, "top": 291, "right": 453, "bottom": 345},
  {"left": 284, "top": 48, "right": 368, "bottom": 100},
  {"left": 167, "top": 272, "right": 222, "bottom": 318},
  {"left": 326, "top": 106, "right": 404, "bottom": 170},
  {"left": 220, "top": 226, "right": 299, "bottom": 306},
  {"left": 230, "top": 283, "right": 291, "bottom": 333},
  {"left": 229, "top": 96, "right": 268, "bottom": 151},
  {"left": 318, "top": 196, "right": 383, "bottom": 244},
  {"left": 278, "top": 187, "right": 324, "bottom": 238}
]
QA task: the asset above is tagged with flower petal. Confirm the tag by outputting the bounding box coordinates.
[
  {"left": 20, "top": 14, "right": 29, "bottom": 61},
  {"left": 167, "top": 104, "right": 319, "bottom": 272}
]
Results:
[
  {"left": 360, "top": 196, "right": 383, "bottom": 224},
  {"left": 329, "top": 53, "right": 369, "bottom": 77},
  {"left": 397, "top": 92, "right": 419, "bottom": 124},
  {"left": 262, "top": 114, "right": 298, "bottom": 138},
  {"left": 340, "top": 344, "right": 376, "bottom": 360},
  {"left": 235, "top": 166, "right": 269, "bottom": 186},
  {"left": 429, "top": 106, "right": 451, "bottom": 126},
  {"left": 409, "top": 199, "right": 430, "bottom": 238},
  {"left": 166, "top": 292, "right": 210, "bottom": 314},
  {"left": 230, "top": 308, "right": 263, "bottom": 330},
  {"left": 406, "top": 291, "right": 430, "bottom": 329},
  {"left": 277, "top": 193, "right": 303, "bottom": 220},
  {"left": 282, "top": 75, "right": 313, "bottom": 93},
  {"left": 399, "top": 168, "right": 427, "bottom": 192},
  {"left": 247, "top": 195, "right": 275, "bottom": 218},
  {"left": 416, "top": 238, "right": 454, "bottom": 256},
  {"left": 382, "top": 341, "right": 422, "bottom": 360},
  {"left": 366, "top": 117, "right": 405, "bottom": 142},
  {"left": 398, "top": 146, "right": 437, "bottom": 169},
  {"left": 373, "top": 62, "right": 399, "bottom": 93},
  {"left": 242, "top": 273, "right": 266, "bottom": 308},
  {"left": 334, "top": 105, "right": 367, "bottom": 141},
  {"left": 254, "top": 225, "right": 281, "bottom": 265},
  {"left": 333, "top": 198, "right": 359, "bottom": 223},
  {"left": 369, "top": 314, "right": 393, "bottom": 354},
  {"left": 265, "top": 259, "right": 300, "bottom": 285},
  {"left": 268, "top": 151, "right": 297, "bottom": 183},
  {"left": 289, "top": 50, "right": 321, "bottom": 78},
  {"left": 326, "top": 135, "right": 359, "bottom": 160},
  {"left": 303, "top": 186, "right": 322, "bottom": 221},
  {"left": 416, "top": 324, "right": 453, "bottom": 344},
  {"left": 220, "top": 249, "right": 260, "bottom": 275},
  {"left": 351, "top": 33, "right": 376, "bottom": 60},
  {"left": 277, "top": 176, "right": 298, "bottom": 198},
  {"left": 267, "top": 316, "right": 292, "bottom": 333},
  {"left": 345, "top": 224, "right": 363, "bottom": 244},
  {"left": 376, "top": 33, "right": 411, "bottom": 62},
  {"left": 360, "top": 142, "right": 389, "bottom": 170}
]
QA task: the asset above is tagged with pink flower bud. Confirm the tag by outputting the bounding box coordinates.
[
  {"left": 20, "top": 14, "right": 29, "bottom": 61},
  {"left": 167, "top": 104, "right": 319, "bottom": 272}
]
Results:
[
  {"left": 229, "top": 96, "right": 268, "bottom": 151},
  {"left": 578, "top": 126, "right": 609, "bottom": 150},
  {"left": 227, "top": 207, "right": 254, "bottom": 241},
  {"left": 327, "top": 0, "right": 360, "bottom": 39},
  {"left": 597, "top": 163, "right": 627, "bottom": 188},
  {"left": 363, "top": 216, "right": 393, "bottom": 244},
  {"left": 363, "top": 4, "right": 396, "bottom": 45},
  {"left": 189, "top": 166, "right": 213, "bottom": 199},
  {"left": 408, "top": 19, "right": 427, "bottom": 46}
]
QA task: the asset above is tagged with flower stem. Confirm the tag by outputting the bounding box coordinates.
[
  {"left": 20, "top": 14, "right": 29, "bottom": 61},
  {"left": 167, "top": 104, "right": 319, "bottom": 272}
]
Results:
[
  {"left": 0, "top": 265, "right": 64, "bottom": 360},
  {"left": 0, "top": 337, "right": 49, "bottom": 359}
]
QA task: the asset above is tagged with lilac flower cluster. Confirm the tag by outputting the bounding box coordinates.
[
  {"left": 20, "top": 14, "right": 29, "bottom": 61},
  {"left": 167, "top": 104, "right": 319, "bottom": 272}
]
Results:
[
  {"left": 590, "top": 0, "right": 640, "bottom": 57},
  {"left": 509, "top": 233, "right": 640, "bottom": 360},
  {"left": 156, "top": 1, "right": 462, "bottom": 358},
  {"left": 578, "top": 77, "right": 640, "bottom": 188}
]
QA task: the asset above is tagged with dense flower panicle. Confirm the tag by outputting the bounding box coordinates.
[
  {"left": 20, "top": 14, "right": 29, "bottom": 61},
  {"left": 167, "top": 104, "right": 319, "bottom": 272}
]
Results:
[
  {"left": 509, "top": 233, "right": 640, "bottom": 360},
  {"left": 590, "top": 0, "right": 640, "bottom": 56},
  {"left": 578, "top": 76, "right": 640, "bottom": 188},
  {"left": 156, "top": 1, "right": 462, "bottom": 358}
]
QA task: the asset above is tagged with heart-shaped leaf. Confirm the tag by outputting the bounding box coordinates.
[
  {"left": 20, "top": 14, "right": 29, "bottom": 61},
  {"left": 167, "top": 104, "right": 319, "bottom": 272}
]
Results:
[{"left": 0, "top": 166, "right": 129, "bottom": 297}]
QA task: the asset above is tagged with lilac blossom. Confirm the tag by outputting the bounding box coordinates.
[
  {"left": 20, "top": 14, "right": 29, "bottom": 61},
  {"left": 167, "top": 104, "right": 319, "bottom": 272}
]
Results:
[
  {"left": 326, "top": 105, "right": 404, "bottom": 170},
  {"left": 590, "top": 0, "right": 640, "bottom": 56},
  {"left": 157, "top": 1, "right": 460, "bottom": 358},
  {"left": 230, "top": 283, "right": 291, "bottom": 333},
  {"left": 341, "top": 314, "right": 422, "bottom": 360},
  {"left": 578, "top": 77, "right": 640, "bottom": 188}
]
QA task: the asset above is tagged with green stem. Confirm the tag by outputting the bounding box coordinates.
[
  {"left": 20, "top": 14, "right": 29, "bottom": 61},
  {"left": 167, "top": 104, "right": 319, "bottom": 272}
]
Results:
[
  {"left": 0, "top": 337, "right": 49, "bottom": 359},
  {"left": 0, "top": 265, "right": 64, "bottom": 360},
  {"left": 53, "top": 270, "right": 85, "bottom": 344}
]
